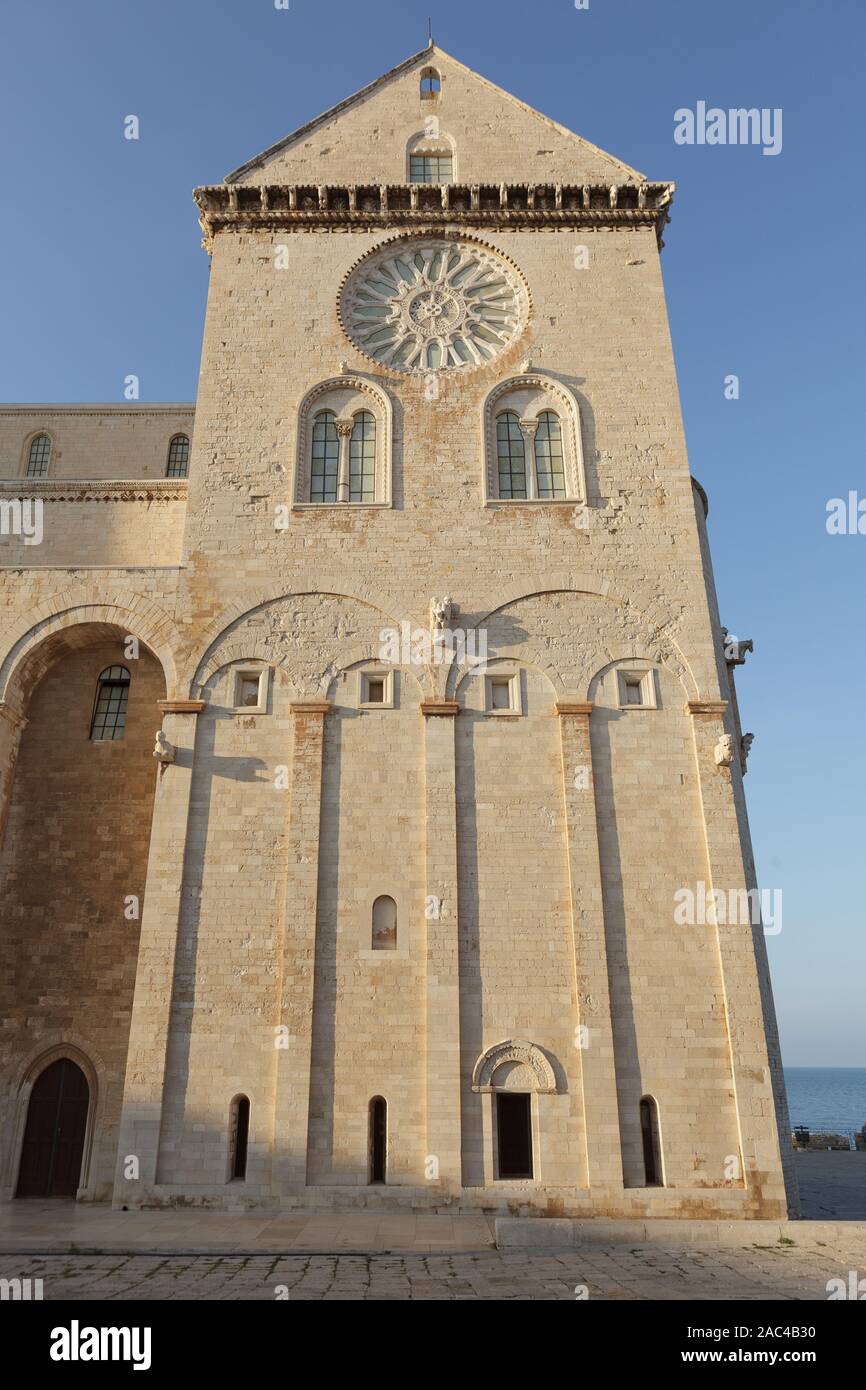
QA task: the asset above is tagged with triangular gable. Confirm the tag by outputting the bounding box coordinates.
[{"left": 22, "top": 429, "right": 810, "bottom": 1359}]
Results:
[{"left": 226, "top": 44, "right": 645, "bottom": 186}]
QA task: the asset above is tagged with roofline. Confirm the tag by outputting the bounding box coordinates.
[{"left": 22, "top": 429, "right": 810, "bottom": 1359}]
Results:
[
  {"left": 225, "top": 42, "right": 646, "bottom": 185},
  {"left": 225, "top": 44, "right": 436, "bottom": 184},
  {"left": 0, "top": 404, "right": 195, "bottom": 414}
]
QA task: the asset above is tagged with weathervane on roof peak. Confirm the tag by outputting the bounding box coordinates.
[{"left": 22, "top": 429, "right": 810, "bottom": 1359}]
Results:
[{"left": 427, "top": 17, "right": 434, "bottom": 46}]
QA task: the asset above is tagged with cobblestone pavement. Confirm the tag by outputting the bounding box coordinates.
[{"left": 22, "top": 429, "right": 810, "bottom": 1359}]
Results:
[{"left": 2, "top": 1240, "right": 863, "bottom": 1300}]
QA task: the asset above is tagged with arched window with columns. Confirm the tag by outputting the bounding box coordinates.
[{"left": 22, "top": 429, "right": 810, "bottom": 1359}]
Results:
[
  {"left": 295, "top": 378, "right": 392, "bottom": 507},
  {"left": 483, "top": 375, "right": 586, "bottom": 504}
]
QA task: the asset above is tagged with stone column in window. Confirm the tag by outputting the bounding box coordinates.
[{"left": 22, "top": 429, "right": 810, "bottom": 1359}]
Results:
[
  {"left": 335, "top": 419, "right": 353, "bottom": 503},
  {"left": 273, "top": 699, "right": 331, "bottom": 1190},
  {"left": 518, "top": 418, "right": 539, "bottom": 499},
  {"left": 421, "top": 699, "right": 463, "bottom": 1194},
  {"left": 686, "top": 700, "right": 795, "bottom": 1217},
  {"left": 556, "top": 701, "right": 622, "bottom": 1192},
  {"left": 112, "top": 698, "right": 205, "bottom": 1206},
  {"left": 0, "top": 702, "right": 27, "bottom": 854}
]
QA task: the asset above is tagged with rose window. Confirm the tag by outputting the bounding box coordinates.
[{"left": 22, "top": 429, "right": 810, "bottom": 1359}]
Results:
[{"left": 339, "top": 238, "right": 528, "bottom": 372}]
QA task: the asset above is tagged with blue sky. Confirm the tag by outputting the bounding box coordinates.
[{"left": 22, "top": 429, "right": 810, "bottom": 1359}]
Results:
[{"left": 1, "top": 0, "right": 863, "bottom": 1067}]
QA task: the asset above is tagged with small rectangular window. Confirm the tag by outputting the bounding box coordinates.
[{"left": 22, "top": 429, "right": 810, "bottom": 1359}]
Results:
[
  {"left": 624, "top": 678, "right": 643, "bottom": 706},
  {"left": 360, "top": 670, "right": 394, "bottom": 708},
  {"left": 616, "top": 669, "right": 657, "bottom": 710},
  {"left": 231, "top": 668, "right": 269, "bottom": 713},
  {"left": 239, "top": 677, "right": 260, "bottom": 708},
  {"left": 485, "top": 672, "right": 521, "bottom": 716}
]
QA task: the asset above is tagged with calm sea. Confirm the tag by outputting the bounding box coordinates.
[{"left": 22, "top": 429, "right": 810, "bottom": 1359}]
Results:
[{"left": 784, "top": 1068, "right": 866, "bottom": 1136}]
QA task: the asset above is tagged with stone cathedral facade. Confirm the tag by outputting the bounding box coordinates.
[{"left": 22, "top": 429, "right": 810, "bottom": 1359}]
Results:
[{"left": 0, "top": 46, "right": 797, "bottom": 1218}]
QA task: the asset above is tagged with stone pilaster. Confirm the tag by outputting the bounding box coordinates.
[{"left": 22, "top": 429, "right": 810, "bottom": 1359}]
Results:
[
  {"left": 273, "top": 700, "right": 330, "bottom": 1191},
  {"left": 421, "top": 699, "right": 462, "bottom": 1195},
  {"left": 112, "top": 699, "right": 205, "bottom": 1205},
  {"left": 686, "top": 700, "right": 792, "bottom": 1218},
  {"left": 556, "top": 702, "right": 622, "bottom": 1192},
  {"left": 0, "top": 702, "right": 27, "bottom": 857}
]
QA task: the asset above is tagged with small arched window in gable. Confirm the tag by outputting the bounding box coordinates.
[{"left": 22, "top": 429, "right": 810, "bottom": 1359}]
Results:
[
  {"left": 420, "top": 67, "right": 441, "bottom": 99},
  {"left": 496, "top": 411, "right": 527, "bottom": 499},
  {"left": 90, "top": 665, "right": 131, "bottom": 742},
  {"left": 534, "top": 412, "right": 566, "bottom": 499},
  {"left": 26, "top": 433, "right": 52, "bottom": 478},
  {"left": 310, "top": 410, "right": 339, "bottom": 502},
  {"left": 166, "top": 433, "right": 190, "bottom": 478},
  {"left": 229, "top": 1095, "right": 250, "bottom": 1181},
  {"left": 349, "top": 411, "right": 376, "bottom": 503},
  {"left": 372, "top": 895, "right": 397, "bottom": 950},
  {"left": 639, "top": 1095, "right": 664, "bottom": 1186}
]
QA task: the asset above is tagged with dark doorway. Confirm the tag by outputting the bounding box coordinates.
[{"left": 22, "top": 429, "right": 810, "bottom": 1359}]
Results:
[
  {"left": 369, "top": 1097, "right": 387, "bottom": 1183},
  {"left": 640, "top": 1096, "right": 663, "bottom": 1186},
  {"left": 496, "top": 1092, "right": 533, "bottom": 1179},
  {"left": 16, "top": 1058, "right": 89, "bottom": 1198}
]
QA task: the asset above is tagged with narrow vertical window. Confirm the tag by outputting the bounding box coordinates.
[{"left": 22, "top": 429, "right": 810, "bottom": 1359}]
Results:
[
  {"left": 496, "top": 412, "right": 526, "bottom": 499},
  {"left": 310, "top": 411, "right": 339, "bottom": 502},
  {"left": 165, "top": 433, "right": 190, "bottom": 478},
  {"left": 26, "top": 434, "right": 52, "bottom": 478},
  {"left": 640, "top": 1096, "right": 663, "bottom": 1186},
  {"left": 372, "top": 895, "right": 397, "bottom": 950},
  {"left": 534, "top": 412, "right": 566, "bottom": 499},
  {"left": 369, "top": 1097, "right": 387, "bottom": 1184},
  {"left": 349, "top": 411, "right": 376, "bottom": 502},
  {"left": 89, "top": 666, "right": 130, "bottom": 741},
  {"left": 229, "top": 1095, "right": 250, "bottom": 1181}
]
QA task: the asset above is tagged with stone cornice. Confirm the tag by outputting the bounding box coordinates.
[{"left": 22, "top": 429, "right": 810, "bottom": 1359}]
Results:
[
  {"left": 158, "top": 699, "right": 206, "bottom": 715},
  {"left": 0, "top": 479, "right": 188, "bottom": 503},
  {"left": 685, "top": 700, "right": 728, "bottom": 716},
  {"left": 0, "top": 405, "right": 194, "bottom": 418},
  {"left": 194, "top": 181, "right": 675, "bottom": 254}
]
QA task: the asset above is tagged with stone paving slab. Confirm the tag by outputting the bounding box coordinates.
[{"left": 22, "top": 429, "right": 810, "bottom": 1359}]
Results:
[
  {"left": 1, "top": 1241, "right": 863, "bottom": 1301},
  {"left": 0, "top": 1201, "right": 496, "bottom": 1255}
]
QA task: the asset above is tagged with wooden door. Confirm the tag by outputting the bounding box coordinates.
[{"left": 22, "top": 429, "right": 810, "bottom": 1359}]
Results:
[{"left": 16, "top": 1058, "right": 89, "bottom": 1197}]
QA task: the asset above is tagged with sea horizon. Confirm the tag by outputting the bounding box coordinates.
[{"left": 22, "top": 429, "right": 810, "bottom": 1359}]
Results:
[{"left": 783, "top": 1066, "right": 866, "bottom": 1136}]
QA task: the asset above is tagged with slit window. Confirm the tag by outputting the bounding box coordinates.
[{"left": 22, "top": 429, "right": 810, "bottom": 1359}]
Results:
[
  {"left": 229, "top": 1096, "right": 250, "bottom": 1181},
  {"left": 640, "top": 1096, "right": 663, "bottom": 1186},
  {"left": 90, "top": 665, "right": 130, "bottom": 741},
  {"left": 369, "top": 1097, "right": 387, "bottom": 1183}
]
